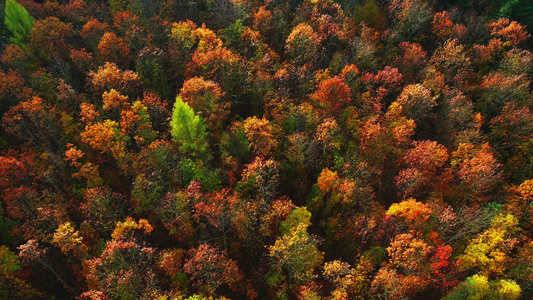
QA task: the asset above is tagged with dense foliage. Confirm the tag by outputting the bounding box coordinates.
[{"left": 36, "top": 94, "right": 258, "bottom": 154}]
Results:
[{"left": 1, "top": 0, "right": 533, "bottom": 299}]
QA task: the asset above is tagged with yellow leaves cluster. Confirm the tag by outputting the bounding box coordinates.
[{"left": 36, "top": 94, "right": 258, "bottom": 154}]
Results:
[
  {"left": 111, "top": 217, "right": 153, "bottom": 240},
  {"left": 459, "top": 213, "right": 518, "bottom": 276},
  {"left": 462, "top": 274, "right": 521, "bottom": 300},
  {"left": 53, "top": 222, "right": 82, "bottom": 254},
  {"left": 323, "top": 259, "right": 372, "bottom": 300},
  {"left": 196, "top": 24, "right": 223, "bottom": 52}
]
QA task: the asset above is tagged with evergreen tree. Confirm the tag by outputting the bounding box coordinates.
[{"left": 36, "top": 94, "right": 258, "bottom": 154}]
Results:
[
  {"left": 170, "top": 96, "right": 209, "bottom": 159},
  {"left": 4, "top": 0, "right": 33, "bottom": 47}
]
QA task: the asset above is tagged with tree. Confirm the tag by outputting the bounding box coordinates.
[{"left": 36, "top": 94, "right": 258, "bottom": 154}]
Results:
[
  {"left": 136, "top": 47, "right": 171, "bottom": 100},
  {"left": 267, "top": 207, "right": 323, "bottom": 298},
  {"left": 487, "top": 18, "right": 529, "bottom": 47},
  {"left": 310, "top": 75, "right": 351, "bottom": 116},
  {"left": 285, "top": 23, "right": 321, "bottom": 67},
  {"left": 80, "top": 18, "right": 110, "bottom": 50},
  {"left": 0, "top": 68, "right": 33, "bottom": 115},
  {"left": 81, "top": 187, "right": 130, "bottom": 233},
  {"left": 445, "top": 274, "right": 521, "bottom": 300},
  {"left": 396, "top": 140, "right": 449, "bottom": 199},
  {"left": 97, "top": 32, "right": 131, "bottom": 69},
  {"left": 240, "top": 156, "right": 280, "bottom": 202},
  {"left": 452, "top": 143, "right": 503, "bottom": 203},
  {"left": 179, "top": 76, "right": 229, "bottom": 135},
  {"left": 477, "top": 72, "right": 530, "bottom": 119},
  {"left": 372, "top": 233, "right": 433, "bottom": 299},
  {"left": 386, "top": 198, "right": 433, "bottom": 232},
  {"left": 80, "top": 120, "right": 126, "bottom": 160},
  {"left": 2, "top": 96, "right": 60, "bottom": 153},
  {"left": 168, "top": 20, "right": 198, "bottom": 85},
  {"left": 458, "top": 213, "right": 519, "bottom": 277},
  {"left": 183, "top": 243, "right": 243, "bottom": 295},
  {"left": 83, "top": 218, "right": 162, "bottom": 299},
  {"left": 192, "top": 188, "right": 238, "bottom": 249},
  {"left": 323, "top": 258, "right": 373, "bottom": 300},
  {"left": 388, "top": 0, "right": 433, "bottom": 41},
  {"left": 0, "top": 245, "right": 41, "bottom": 298},
  {"left": 170, "top": 96, "right": 209, "bottom": 159},
  {"left": 4, "top": 0, "right": 34, "bottom": 46},
  {"left": 87, "top": 62, "right": 141, "bottom": 97},
  {"left": 432, "top": 11, "right": 454, "bottom": 40},
  {"left": 28, "top": 17, "right": 73, "bottom": 63},
  {"left": 430, "top": 39, "right": 471, "bottom": 87},
  {"left": 392, "top": 84, "right": 436, "bottom": 124},
  {"left": 243, "top": 116, "right": 277, "bottom": 157}
]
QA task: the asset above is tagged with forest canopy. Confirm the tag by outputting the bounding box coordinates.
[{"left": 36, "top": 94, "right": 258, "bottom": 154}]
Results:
[{"left": 1, "top": 0, "right": 533, "bottom": 299}]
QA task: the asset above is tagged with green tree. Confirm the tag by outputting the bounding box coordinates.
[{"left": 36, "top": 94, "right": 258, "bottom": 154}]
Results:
[
  {"left": 170, "top": 96, "right": 209, "bottom": 159},
  {"left": 4, "top": 0, "right": 33, "bottom": 47}
]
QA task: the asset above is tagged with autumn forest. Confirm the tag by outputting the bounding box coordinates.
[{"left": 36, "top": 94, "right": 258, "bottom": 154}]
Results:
[{"left": 1, "top": 0, "right": 533, "bottom": 299}]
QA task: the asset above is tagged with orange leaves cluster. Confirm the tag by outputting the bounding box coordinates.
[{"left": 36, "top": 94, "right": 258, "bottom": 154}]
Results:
[
  {"left": 430, "top": 39, "right": 471, "bottom": 86},
  {"left": 196, "top": 24, "right": 223, "bottom": 52},
  {"left": 241, "top": 156, "right": 280, "bottom": 201},
  {"left": 29, "top": 17, "right": 73, "bottom": 61},
  {"left": 111, "top": 217, "right": 153, "bottom": 239},
  {"left": 453, "top": 143, "right": 502, "bottom": 201},
  {"left": 396, "top": 140, "right": 449, "bottom": 199},
  {"left": 388, "top": 233, "right": 433, "bottom": 271},
  {"left": 506, "top": 180, "right": 533, "bottom": 229},
  {"left": 64, "top": 144, "right": 84, "bottom": 168},
  {"left": 184, "top": 243, "right": 243, "bottom": 294},
  {"left": 80, "top": 120, "right": 125, "bottom": 159},
  {"left": 243, "top": 116, "right": 277, "bottom": 157},
  {"left": 80, "top": 18, "right": 109, "bottom": 47},
  {"left": 0, "top": 69, "right": 33, "bottom": 107},
  {"left": 88, "top": 62, "right": 140, "bottom": 94},
  {"left": 404, "top": 140, "right": 448, "bottom": 172},
  {"left": 193, "top": 188, "right": 238, "bottom": 229},
  {"left": 2, "top": 96, "right": 57, "bottom": 148},
  {"left": 488, "top": 18, "right": 530, "bottom": 47},
  {"left": 179, "top": 77, "right": 228, "bottom": 131},
  {"left": 119, "top": 101, "right": 154, "bottom": 145},
  {"left": 317, "top": 168, "right": 339, "bottom": 193},
  {"left": 432, "top": 11, "right": 454, "bottom": 39},
  {"left": 102, "top": 89, "right": 129, "bottom": 111},
  {"left": 311, "top": 76, "right": 351, "bottom": 115},
  {"left": 386, "top": 198, "right": 432, "bottom": 227},
  {"left": 0, "top": 44, "right": 26, "bottom": 66},
  {"left": 180, "top": 77, "right": 225, "bottom": 111},
  {"left": 372, "top": 232, "right": 433, "bottom": 298},
  {"left": 315, "top": 118, "right": 340, "bottom": 150},
  {"left": 80, "top": 103, "right": 99, "bottom": 123},
  {"left": 97, "top": 32, "right": 130, "bottom": 68}
]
